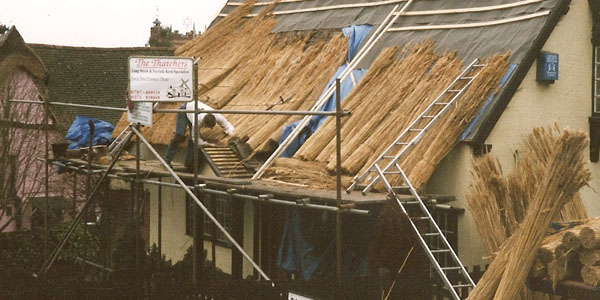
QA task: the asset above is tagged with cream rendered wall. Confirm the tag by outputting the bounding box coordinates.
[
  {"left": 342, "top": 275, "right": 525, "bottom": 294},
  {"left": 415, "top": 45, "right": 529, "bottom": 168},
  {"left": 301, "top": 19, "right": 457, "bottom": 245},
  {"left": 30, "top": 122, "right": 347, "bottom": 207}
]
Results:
[
  {"left": 427, "top": 0, "right": 595, "bottom": 268},
  {"left": 148, "top": 181, "right": 256, "bottom": 278},
  {"left": 140, "top": 142, "right": 256, "bottom": 278}
]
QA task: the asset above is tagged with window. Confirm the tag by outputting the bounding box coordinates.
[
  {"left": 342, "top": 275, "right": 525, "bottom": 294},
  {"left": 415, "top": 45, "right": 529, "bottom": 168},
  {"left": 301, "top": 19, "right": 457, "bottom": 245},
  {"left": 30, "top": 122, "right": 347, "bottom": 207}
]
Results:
[{"left": 186, "top": 193, "right": 232, "bottom": 245}]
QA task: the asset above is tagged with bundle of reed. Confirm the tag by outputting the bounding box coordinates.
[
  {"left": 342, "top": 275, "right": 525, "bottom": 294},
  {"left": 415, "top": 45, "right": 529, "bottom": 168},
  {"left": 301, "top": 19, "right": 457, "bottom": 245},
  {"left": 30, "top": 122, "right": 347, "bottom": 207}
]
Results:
[
  {"left": 262, "top": 158, "right": 352, "bottom": 190},
  {"left": 580, "top": 220, "right": 600, "bottom": 249},
  {"left": 294, "top": 45, "right": 403, "bottom": 162},
  {"left": 579, "top": 248, "right": 600, "bottom": 265},
  {"left": 466, "top": 154, "right": 511, "bottom": 254},
  {"left": 467, "top": 126, "right": 589, "bottom": 256},
  {"left": 298, "top": 41, "right": 441, "bottom": 167},
  {"left": 529, "top": 221, "right": 600, "bottom": 286},
  {"left": 466, "top": 128, "right": 590, "bottom": 300},
  {"left": 296, "top": 42, "right": 509, "bottom": 191},
  {"left": 335, "top": 49, "right": 462, "bottom": 175}
]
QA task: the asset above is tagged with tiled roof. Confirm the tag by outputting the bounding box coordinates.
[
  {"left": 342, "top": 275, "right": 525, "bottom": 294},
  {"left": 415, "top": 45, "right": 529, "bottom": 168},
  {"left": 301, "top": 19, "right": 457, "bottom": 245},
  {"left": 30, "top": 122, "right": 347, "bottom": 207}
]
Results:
[{"left": 29, "top": 44, "right": 173, "bottom": 128}]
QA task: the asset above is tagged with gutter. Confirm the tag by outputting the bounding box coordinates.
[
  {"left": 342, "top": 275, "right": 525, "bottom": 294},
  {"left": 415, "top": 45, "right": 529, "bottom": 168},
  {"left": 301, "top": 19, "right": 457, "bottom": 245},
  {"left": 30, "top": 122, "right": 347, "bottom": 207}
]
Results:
[{"left": 471, "top": 0, "right": 572, "bottom": 144}]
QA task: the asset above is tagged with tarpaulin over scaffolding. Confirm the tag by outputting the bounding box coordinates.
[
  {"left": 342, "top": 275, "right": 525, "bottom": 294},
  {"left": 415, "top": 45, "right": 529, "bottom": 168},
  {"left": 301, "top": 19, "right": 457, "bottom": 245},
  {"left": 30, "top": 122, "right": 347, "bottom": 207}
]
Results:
[
  {"left": 66, "top": 116, "right": 114, "bottom": 149},
  {"left": 277, "top": 208, "right": 374, "bottom": 281},
  {"left": 277, "top": 25, "right": 373, "bottom": 280},
  {"left": 279, "top": 24, "right": 371, "bottom": 158}
]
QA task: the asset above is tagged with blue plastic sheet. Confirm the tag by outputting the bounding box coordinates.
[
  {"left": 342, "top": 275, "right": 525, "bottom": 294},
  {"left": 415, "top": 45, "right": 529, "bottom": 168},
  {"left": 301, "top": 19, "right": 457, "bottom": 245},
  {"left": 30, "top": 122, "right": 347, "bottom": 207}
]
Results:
[
  {"left": 278, "top": 208, "right": 373, "bottom": 280},
  {"left": 66, "top": 116, "right": 114, "bottom": 149},
  {"left": 279, "top": 24, "right": 372, "bottom": 157},
  {"left": 277, "top": 25, "right": 373, "bottom": 280},
  {"left": 460, "top": 63, "right": 518, "bottom": 141}
]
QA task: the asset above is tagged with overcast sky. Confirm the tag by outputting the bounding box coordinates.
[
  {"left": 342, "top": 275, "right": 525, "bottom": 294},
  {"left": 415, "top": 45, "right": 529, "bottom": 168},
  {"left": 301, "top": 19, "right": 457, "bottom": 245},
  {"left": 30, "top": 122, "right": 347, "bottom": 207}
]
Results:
[{"left": 0, "top": 0, "right": 227, "bottom": 47}]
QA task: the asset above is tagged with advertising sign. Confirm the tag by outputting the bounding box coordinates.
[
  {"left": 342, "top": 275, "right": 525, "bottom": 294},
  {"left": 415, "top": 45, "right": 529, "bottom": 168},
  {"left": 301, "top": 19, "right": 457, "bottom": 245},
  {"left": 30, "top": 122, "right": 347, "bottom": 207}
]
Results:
[
  {"left": 128, "top": 56, "right": 194, "bottom": 102},
  {"left": 126, "top": 98, "right": 153, "bottom": 127}
]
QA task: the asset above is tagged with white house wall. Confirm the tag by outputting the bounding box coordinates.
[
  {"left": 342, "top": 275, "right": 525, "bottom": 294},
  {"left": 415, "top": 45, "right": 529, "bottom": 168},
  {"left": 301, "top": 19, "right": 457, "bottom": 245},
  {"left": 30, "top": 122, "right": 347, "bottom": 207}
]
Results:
[
  {"left": 146, "top": 176, "right": 256, "bottom": 278},
  {"left": 427, "top": 0, "right": 596, "bottom": 268}
]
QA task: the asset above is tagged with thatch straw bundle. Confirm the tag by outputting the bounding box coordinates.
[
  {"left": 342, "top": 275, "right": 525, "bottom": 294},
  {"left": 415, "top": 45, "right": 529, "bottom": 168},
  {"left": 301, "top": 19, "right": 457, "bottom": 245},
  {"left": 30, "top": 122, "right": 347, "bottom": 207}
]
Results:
[
  {"left": 113, "top": 1, "right": 347, "bottom": 152},
  {"left": 262, "top": 157, "right": 352, "bottom": 190},
  {"left": 466, "top": 128, "right": 590, "bottom": 300},
  {"left": 294, "top": 42, "right": 509, "bottom": 191},
  {"left": 580, "top": 221, "right": 600, "bottom": 249}
]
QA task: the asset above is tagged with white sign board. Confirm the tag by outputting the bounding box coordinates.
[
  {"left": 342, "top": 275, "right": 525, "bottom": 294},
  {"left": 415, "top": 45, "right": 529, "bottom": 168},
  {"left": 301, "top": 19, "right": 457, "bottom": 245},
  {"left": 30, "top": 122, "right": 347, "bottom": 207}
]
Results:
[
  {"left": 128, "top": 56, "right": 194, "bottom": 102},
  {"left": 126, "top": 101, "right": 153, "bottom": 127}
]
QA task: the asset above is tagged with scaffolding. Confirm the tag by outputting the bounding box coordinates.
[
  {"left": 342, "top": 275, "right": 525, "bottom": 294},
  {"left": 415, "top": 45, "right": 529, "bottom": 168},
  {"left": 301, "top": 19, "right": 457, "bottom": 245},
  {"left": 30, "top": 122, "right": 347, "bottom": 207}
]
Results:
[{"left": 9, "top": 75, "right": 366, "bottom": 291}]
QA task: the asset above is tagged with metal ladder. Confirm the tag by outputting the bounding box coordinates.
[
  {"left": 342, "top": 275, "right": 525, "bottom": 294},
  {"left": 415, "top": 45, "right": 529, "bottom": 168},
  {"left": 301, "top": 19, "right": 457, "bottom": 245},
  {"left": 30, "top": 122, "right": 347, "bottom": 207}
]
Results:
[
  {"left": 347, "top": 58, "right": 486, "bottom": 195},
  {"left": 203, "top": 146, "right": 254, "bottom": 179},
  {"left": 347, "top": 59, "right": 486, "bottom": 299},
  {"left": 108, "top": 126, "right": 133, "bottom": 156}
]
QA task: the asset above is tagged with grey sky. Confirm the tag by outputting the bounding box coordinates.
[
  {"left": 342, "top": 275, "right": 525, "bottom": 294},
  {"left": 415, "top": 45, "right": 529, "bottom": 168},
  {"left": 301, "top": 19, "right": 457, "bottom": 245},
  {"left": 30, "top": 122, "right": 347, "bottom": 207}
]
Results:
[{"left": 0, "top": 0, "right": 227, "bottom": 47}]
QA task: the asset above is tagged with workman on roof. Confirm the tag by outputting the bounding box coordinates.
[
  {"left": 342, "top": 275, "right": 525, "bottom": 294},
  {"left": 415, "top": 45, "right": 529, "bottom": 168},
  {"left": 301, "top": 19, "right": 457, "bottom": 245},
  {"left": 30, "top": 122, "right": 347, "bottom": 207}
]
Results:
[{"left": 164, "top": 101, "right": 235, "bottom": 170}]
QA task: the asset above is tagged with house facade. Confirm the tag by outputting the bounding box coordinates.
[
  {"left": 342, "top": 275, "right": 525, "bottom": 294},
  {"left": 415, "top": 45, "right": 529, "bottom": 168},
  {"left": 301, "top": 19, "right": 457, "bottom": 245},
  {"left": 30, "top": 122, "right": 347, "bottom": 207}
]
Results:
[
  {"left": 428, "top": 0, "right": 599, "bottom": 268},
  {"left": 0, "top": 27, "right": 64, "bottom": 232},
  {"left": 107, "top": 0, "right": 600, "bottom": 298}
]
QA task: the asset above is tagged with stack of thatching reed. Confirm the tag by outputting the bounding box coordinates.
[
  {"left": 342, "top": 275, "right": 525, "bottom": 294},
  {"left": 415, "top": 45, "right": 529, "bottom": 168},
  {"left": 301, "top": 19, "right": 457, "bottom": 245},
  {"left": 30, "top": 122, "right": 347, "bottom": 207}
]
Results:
[
  {"left": 293, "top": 41, "right": 509, "bottom": 190},
  {"left": 466, "top": 127, "right": 590, "bottom": 300},
  {"left": 262, "top": 157, "right": 353, "bottom": 189},
  {"left": 113, "top": 0, "right": 348, "bottom": 153},
  {"left": 530, "top": 218, "right": 600, "bottom": 287}
]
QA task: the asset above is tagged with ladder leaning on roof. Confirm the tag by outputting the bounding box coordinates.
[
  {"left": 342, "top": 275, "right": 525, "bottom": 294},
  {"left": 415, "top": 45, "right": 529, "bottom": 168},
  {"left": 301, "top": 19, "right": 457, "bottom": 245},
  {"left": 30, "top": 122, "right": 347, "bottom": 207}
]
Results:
[
  {"left": 347, "top": 59, "right": 486, "bottom": 300},
  {"left": 252, "top": 0, "right": 415, "bottom": 179}
]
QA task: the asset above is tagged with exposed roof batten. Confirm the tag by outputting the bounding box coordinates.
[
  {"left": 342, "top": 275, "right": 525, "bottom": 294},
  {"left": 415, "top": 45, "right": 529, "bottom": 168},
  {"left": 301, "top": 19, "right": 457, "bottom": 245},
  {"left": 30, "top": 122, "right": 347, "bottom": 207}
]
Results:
[
  {"left": 219, "top": 0, "right": 410, "bottom": 17},
  {"left": 219, "top": 0, "right": 544, "bottom": 18},
  {"left": 402, "top": 0, "right": 544, "bottom": 16},
  {"left": 389, "top": 10, "right": 550, "bottom": 31}
]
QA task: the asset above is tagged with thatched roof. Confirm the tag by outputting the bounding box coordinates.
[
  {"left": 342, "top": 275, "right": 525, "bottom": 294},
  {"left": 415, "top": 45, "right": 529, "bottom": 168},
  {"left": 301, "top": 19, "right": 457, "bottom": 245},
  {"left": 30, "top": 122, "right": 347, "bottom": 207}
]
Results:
[
  {"left": 0, "top": 27, "right": 47, "bottom": 84},
  {"left": 113, "top": 0, "right": 569, "bottom": 189}
]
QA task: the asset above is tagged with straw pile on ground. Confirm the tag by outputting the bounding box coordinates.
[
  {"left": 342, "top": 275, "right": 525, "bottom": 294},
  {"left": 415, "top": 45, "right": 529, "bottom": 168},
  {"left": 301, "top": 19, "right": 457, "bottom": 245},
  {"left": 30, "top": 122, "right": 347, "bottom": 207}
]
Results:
[
  {"left": 294, "top": 41, "right": 509, "bottom": 190},
  {"left": 529, "top": 218, "right": 600, "bottom": 287},
  {"left": 113, "top": 0, "right": 347, "bottom": 152},
  {"left": 466, "top": 127, "right": 590, "bottom": 300}
]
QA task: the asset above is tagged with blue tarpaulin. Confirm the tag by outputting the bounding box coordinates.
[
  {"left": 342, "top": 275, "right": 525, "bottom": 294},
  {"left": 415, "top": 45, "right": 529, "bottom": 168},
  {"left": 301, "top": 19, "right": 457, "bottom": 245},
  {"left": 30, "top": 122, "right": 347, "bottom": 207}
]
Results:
[
  {"left": 460, "top": 63, "right": 518, "bottom": 141},
  {"left": 279, "top": 24, "right": 372, "bottom": 158},
  {"left": 277, "top": 25, "right": 373, "bottom": 281},
  {"left": 66, "top": 116, "right": 114, "bottom": 149}
]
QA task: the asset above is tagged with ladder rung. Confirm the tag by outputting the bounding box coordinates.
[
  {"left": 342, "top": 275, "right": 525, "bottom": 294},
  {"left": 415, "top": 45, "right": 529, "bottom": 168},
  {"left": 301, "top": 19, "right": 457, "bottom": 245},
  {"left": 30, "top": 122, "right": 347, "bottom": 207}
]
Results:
[
  {"left": 382, "top": 155, "right": 395, "bottom": 159},
  {"left": 383, "top": 171, "right": 402, "bottom": 175},
  {"left": 472, "top": 64, "right": 487, "bottom": 67},
  {"left": 447, "top": 89, "right": 461, "bottom": 93},
  {"left": 391, "top": 185, "right": 409, "bottom": 190},
  {"left": 411, "top": 217, "right": 430, "bottom": 220},
  {"left": 434, "top": 102, "right": 450, "bottom": 105},
  {"left": 441, "top": 266, "right": 461, "bottom": 270},
  {"left": 401, "top": 201, "right": 420, "bottom": 205},
  {"left": 396, "top": 142, "right": 410, "bottom": 145},
  {"left": 409, "top": 128, "right": 424, "bottom": 131},
  {"left": 431, "top": 249, "right": 450, "bottom": 253},
  {"left": 452, "top": 284, "right": 474, "bottom": 288},
  {"left": 422, "top": 232, "right": 440, "bottom": 237},
  {"left": 460, "top": 76, "right": 475, "bottom": 80},
  {"left": 422, "top": 115, "right": 435, "bottom": 118}
]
